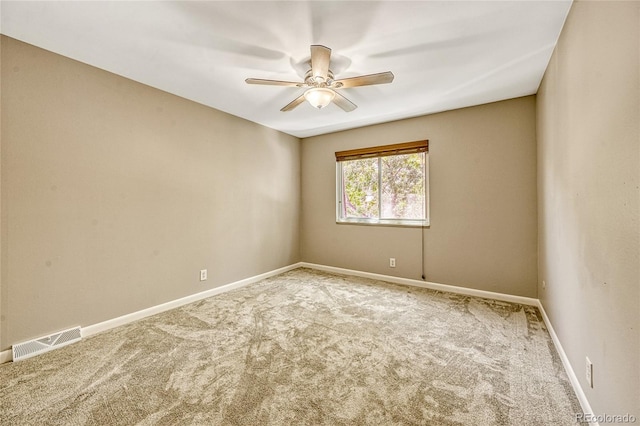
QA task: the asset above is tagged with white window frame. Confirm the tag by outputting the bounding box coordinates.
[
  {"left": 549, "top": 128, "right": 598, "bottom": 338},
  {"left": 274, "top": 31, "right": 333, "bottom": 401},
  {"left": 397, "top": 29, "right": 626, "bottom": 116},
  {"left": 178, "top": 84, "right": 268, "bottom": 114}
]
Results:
[{"left": 336, "top": 150, "right": 430, "bottom": 227}]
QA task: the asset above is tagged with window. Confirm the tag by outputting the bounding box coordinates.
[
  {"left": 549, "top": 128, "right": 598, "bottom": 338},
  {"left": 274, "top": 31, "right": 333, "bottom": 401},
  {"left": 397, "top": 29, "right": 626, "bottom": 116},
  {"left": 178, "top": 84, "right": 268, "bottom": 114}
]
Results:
[{"left": 336, "top": 140, "right": 429, "bottom": 226}]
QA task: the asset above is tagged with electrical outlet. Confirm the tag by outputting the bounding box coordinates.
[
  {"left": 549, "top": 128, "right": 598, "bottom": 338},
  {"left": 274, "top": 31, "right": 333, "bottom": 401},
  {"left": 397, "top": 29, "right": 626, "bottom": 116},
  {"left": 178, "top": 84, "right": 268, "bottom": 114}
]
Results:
[
  {"left": 390, "top": 258, "right": 396, "bottom": 268},
  {"left": 585, "top": 357, "right": 593, "bottom": 388},
  {"left": 200, "top": 269, "right": 207, "bottom": 281},
  {"left": 542, "top": 280, "right": 546, "bottom": 289}
]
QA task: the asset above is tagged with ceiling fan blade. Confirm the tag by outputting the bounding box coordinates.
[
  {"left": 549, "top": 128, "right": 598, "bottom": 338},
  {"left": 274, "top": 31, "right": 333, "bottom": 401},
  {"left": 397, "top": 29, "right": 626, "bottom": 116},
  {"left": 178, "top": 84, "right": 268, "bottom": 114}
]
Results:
[
  {"left": 332, "top": 92, "right": 357, "bottom": 112},
  {"left": 310, "top": 45, "right": 331, "bottom": 79},
  {"left": 280, "top": 94, "right": 306, "bottom": 112},
  {"left": 334, "top": 71, "right": 394, "bottom": 88},
  {"left": 245, "top": 78, "right": 303, "bottom": 87}
]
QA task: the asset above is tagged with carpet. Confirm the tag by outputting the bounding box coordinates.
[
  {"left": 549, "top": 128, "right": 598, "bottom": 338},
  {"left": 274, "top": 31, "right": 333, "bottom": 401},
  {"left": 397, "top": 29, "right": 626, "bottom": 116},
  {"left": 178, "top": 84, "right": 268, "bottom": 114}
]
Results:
[{"left": 0, "top": 268, "right": 583, "bottom": 425}]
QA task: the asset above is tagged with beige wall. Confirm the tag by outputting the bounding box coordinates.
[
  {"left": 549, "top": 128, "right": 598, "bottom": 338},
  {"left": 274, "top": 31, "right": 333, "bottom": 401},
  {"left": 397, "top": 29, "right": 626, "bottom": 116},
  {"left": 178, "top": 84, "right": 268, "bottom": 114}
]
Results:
[
  {"left": 0, "top": 36, "right": 301, "bottom": 351},
  {"left": 301, "top": 96, "right": 538, "bottom": 297},
  {"left": 0, "top": 36, "right": 3, "bottom": 349},
  {"left": 537, "top": 0, "right": 639, "bottom": 418}
]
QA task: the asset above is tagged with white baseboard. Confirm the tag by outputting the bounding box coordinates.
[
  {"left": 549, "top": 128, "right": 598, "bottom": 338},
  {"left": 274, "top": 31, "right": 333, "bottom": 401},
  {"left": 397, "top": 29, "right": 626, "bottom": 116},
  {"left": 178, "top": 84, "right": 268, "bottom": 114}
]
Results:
[
  {"left": 299, "top": 262, "right": 538, "bottom": 306},
  {"left": 0, "top": 260, "right": 595, "bottom": 426},
  {"left": 3, "top": 262, "right": 535, "bottom": 363},
  {"left": 1, "top": 263, "right": 302, "bottom": 364},
  {"left": 82, "top": 263, "right": 302, "bottom": 338},
  {"left": 536, "top": 301, "right": 598, "bottom": 426}
]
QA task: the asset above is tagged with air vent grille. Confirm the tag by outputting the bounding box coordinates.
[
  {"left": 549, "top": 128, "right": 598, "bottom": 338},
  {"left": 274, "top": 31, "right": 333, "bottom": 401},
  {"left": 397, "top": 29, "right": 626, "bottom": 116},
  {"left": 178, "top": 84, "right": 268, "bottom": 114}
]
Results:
[{"left": 12, "top": 326, "right": 82, "bottom": 362}]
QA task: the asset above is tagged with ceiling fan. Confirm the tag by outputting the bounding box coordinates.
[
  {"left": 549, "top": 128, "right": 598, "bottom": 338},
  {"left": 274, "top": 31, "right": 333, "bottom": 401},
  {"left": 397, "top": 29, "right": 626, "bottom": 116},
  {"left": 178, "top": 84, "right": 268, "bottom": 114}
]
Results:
[{"left": 245, "top": 45, "right": 394, "bottom": 112}]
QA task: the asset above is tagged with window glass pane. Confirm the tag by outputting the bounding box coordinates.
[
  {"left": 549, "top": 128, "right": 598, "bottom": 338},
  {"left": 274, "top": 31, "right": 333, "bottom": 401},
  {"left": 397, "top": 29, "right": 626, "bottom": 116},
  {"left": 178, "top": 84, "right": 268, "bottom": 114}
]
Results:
[
  {"left": 381, "top": 153, "right": 424, "bottom": 219},
  {"left": 341, "top": 158, "right": 379, "bottom": 219}
]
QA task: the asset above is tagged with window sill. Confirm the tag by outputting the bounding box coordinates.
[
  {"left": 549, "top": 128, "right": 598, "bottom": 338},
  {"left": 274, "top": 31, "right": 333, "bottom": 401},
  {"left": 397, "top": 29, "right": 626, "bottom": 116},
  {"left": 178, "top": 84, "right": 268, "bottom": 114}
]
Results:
[{"left": 336, "top": 218, "right": 430, "bottom": 228}]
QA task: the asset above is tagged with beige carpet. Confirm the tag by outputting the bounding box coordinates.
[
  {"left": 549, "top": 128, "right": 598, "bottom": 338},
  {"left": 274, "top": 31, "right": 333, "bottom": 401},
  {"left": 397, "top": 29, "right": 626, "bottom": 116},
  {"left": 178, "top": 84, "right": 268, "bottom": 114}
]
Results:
[{"left": 0, "top": 268, "right": 583, "bottom": 425}]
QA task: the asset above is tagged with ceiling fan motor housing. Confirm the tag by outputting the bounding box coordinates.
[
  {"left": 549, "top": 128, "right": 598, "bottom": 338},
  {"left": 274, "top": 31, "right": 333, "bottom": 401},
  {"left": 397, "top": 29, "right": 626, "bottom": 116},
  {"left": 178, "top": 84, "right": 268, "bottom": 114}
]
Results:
[{"left": 304, "top": 70, "right": 341, "bottom": 89}]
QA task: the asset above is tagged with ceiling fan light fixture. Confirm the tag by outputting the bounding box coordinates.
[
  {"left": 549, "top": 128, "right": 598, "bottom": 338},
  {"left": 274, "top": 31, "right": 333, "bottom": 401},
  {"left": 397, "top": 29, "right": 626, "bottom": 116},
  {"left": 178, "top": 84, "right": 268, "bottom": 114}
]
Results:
[{"left": 304, "top": 88, "right": 335, "bottom": 109}]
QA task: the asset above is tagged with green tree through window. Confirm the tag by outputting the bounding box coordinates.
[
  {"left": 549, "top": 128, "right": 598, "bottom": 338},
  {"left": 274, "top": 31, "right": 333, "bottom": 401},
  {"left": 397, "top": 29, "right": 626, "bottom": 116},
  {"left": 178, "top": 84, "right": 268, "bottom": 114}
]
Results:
[
  {"left": 342, "top": 158, "right": 378, "bottom": 218},
  {"left": 381, "top": 153, "right": 425, "bottom": 219}
]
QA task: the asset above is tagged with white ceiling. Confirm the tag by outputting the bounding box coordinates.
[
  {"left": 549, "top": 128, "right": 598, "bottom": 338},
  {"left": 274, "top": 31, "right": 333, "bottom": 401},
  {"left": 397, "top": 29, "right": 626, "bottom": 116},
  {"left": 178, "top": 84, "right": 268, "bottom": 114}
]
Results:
[{"left": 1, "top": 1, "right": 572, "bottom": 138}]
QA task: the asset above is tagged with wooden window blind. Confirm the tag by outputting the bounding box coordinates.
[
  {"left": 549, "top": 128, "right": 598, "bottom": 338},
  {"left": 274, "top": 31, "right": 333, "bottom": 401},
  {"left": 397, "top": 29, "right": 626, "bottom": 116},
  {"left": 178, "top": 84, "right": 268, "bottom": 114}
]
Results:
[{"left": 335, "top": 140, "right": 428, "bottom": 162}]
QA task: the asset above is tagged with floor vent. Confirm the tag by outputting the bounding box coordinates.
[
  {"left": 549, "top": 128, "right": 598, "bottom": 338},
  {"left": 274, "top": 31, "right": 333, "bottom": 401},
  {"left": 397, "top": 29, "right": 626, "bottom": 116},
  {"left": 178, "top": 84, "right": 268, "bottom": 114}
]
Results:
[{"left": 12, "top": 326, "right": 82, "bottom": 362}]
